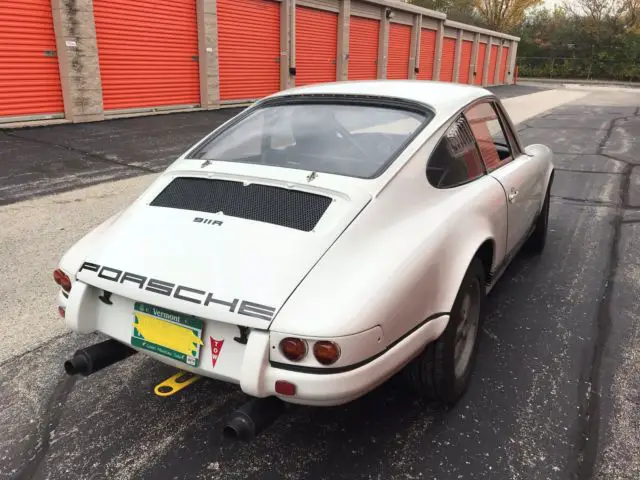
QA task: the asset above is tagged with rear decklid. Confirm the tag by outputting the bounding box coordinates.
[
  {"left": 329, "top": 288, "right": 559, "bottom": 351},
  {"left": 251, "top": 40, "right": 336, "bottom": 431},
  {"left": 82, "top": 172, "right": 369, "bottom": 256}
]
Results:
[{"left": 75, "top": 171, "right": 371, "bottom": 330}]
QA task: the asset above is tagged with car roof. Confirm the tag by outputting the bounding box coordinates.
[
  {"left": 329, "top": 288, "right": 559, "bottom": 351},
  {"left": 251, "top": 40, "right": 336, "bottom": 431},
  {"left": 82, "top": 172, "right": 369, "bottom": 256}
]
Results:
[{"left": 268, "top": 80, "right": 495, "bottom": 115}]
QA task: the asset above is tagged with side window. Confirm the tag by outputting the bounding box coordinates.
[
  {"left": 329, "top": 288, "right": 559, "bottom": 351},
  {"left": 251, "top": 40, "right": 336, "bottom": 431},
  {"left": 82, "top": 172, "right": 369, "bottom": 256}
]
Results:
[
  {"left": 464, "top": 101, "right": 515, "bottom": 172},
  {"left": 426, "top": 115, "right": 485, "bottom": 188}
]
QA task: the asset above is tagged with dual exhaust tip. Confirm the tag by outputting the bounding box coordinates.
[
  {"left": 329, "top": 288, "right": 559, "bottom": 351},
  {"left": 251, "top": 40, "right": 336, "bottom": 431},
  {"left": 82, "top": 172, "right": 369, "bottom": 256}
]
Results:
[{"left": 64, "top": 338, "right": 285, "bottom": 441}]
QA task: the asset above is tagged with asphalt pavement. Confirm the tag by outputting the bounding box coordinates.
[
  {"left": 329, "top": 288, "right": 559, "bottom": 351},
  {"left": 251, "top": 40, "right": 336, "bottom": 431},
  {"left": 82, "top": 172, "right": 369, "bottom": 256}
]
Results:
[{"left": 1, "top": 83, "right": 639, "bottom": 480}]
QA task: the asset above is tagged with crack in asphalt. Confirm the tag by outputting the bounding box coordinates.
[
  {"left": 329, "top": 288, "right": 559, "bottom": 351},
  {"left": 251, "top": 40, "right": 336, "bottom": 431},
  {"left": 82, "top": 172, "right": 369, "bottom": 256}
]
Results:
[
  {"left": 14, "top": 374, "right": 78, "bottom": 480},
  {"left": 553, "top": 168, "right": 625, "bottom": 175},
  {"left": 3, "top": 131, "right": 156, "bottom": 174},
  {"left": 526, "top": 125, "right": 610, "bottom": 131},
  {"left": 0, "top": 332, "right": 73, "bottom": 369},
  {"left": 550, "top": 195, "right": 618, "bottom": 208},
  {"left": 574, "top": 113, "right": 634, "bottom": 480}
]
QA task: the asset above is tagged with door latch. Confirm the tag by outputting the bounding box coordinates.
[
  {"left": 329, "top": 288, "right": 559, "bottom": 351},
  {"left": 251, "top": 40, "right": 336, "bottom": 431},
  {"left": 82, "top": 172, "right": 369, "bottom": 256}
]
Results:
[{"left": 508, "top": 188, "right": 519, "bottom": 203}]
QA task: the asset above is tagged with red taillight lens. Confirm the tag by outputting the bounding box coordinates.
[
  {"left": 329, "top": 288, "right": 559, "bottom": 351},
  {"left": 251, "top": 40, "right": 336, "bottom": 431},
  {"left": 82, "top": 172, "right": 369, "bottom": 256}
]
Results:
[
  {"left": 58, "top": 306, "right": 66, "bottom": 318},
  {"left": 53, "top": 268, "right": 72, "bottom": 292},
  {"left": 279, "top": 337, "right": 307, "bottom": 361},
  {"left": 313, "top": 341, "right": 341, "bottom": 365}
]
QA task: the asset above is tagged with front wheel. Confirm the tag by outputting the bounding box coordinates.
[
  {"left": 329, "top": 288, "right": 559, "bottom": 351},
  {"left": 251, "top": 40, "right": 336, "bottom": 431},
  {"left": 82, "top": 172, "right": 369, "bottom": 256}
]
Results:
[{"left": 403, "top": 258, "right": 485, "bottom": 405}]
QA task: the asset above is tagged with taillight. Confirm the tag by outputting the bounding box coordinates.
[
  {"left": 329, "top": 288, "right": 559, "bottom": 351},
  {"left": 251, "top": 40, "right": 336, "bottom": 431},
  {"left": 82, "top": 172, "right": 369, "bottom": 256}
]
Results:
[
  {"left": 53, "top": 268, "right": 72, "bottom": 292},
  {"left": 313, "top": 341, "right": 341, "bottom": 365},
  {"left": 279, "top": 337, "right": 307, "bottom": 361},
  {"left": 58, "top": 306, "right": 66, "bottom": 318}
]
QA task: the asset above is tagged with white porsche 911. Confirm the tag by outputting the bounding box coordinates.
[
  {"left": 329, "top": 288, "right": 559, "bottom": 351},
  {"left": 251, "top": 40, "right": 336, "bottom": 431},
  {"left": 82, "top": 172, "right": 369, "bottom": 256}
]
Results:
[{"left": 55, "top": 80, "right": 553, "bottom": 433}]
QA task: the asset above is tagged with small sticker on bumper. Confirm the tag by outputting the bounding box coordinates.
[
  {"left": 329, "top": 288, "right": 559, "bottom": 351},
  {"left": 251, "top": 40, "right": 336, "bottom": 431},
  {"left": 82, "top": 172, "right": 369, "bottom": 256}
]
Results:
[{"left": 210, "top": 337, "right": 224, "bottom": 368}]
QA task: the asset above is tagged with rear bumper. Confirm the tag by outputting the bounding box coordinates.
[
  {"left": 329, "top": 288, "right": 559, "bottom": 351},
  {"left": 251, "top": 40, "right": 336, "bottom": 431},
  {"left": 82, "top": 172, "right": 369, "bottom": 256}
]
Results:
[{"left": 60, "top": 281, "right": 449, "bottom": 407}]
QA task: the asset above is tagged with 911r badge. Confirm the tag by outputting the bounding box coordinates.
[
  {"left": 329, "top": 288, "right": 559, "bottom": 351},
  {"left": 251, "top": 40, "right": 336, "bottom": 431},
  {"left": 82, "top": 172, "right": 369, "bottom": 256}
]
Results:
[{"left": 210, "top": 337, "right": 224, "bottom": 368}]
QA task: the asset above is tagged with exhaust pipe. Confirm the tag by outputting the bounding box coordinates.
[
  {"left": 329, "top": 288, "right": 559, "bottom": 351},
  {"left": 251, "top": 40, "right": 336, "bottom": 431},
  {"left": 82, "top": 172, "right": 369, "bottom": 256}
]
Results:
[
  {"left": 223, "top": 396, "right": 286, "bottom": 441},
  {"left": 64, "top": 339, "right": 137, "bottom": 376}
]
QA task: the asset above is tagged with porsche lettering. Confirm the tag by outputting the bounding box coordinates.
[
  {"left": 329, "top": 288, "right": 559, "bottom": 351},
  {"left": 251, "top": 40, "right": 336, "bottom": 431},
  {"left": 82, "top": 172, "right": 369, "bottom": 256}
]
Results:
[{"left": 78, "top": 261, "right": 276, "bottom": 321}]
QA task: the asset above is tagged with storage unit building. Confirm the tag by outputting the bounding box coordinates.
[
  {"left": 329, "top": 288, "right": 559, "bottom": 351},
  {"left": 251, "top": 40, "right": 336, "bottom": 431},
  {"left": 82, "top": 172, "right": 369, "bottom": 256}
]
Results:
[
  {"left": 295, "top": 5, "right": 338, "bottom": 86},
  {"left": 348, "top": 15, "right": 380, "bottom": 81},
  {"left": 417, "top": 27, "right": 437, "bottom": 81},
  {"left": 475, "top": 42, "right": 487, "bottom": 85},
  {"left": 217, "top": 0, "right": 282, "bottom": 102},
  {"left": 387, "top": 22, "right": 412, "bottom": 80},
  {"left": 458, "top": 40, "right": 473, "bottom": 84},
  {"left": 93, "top": 0, "right": 201, "bottom": 112},
  {"left": 0, "top": 0, "right": 64, "bottom": 121},
  {"left": 440, "top": 37, "right": 456, "bottom": 82},
  {"left": 0, "top": 0, "right": 520, "bottom": 126},
  {"left": 488, "top": 43, "right": 499, "bottom": 85},
  {"left": 499, "top": 45, "right": 510, "bottom": 83}
]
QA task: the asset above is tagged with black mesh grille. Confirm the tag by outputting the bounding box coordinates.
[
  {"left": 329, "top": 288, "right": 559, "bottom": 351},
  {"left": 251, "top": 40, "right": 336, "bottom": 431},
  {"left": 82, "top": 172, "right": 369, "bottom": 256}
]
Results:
[{"left": 150, "top": 177, "right": 332, "bottom": 231}]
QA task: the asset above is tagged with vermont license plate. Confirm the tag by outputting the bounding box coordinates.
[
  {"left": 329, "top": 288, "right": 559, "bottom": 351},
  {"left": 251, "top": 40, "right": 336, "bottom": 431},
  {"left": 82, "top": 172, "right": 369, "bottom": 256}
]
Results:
[{"left": 131, "top": 302, "right": 204, "bottom": 367}]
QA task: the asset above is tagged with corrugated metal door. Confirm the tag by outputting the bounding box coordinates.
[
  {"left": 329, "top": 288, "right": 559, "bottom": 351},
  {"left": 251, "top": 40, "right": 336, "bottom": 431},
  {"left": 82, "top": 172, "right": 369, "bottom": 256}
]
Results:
[
  {"left": 439, "top": 37, "right": 456, "bottom": 82},
  {"left": 499, "top": 46, "right": 510, "bottom": 83},
  {"left": 475, "top": 43, "right": 487, "bottom": 85},
  {"left": 217, "top": 0, "right": 280, "bottom": 101},
  {"left": 296, "top": 6, "right": 338, "bottom": 86},
  {"left": 387, "top": 23, "right": 411, "bottom": 79},
  {"left": 417, "top": 28, "right": 436, "bottom": 80},
  {"left": 94, "top": 0, "right": 200, "bottom": 111},
  {"left": 458, "top": 40, "right": 473, "bottom": 84},
  {"left": 0, "top": 0, "right": 64, "bottom": 119},
  {"left": 488, "top": 44, "right": 499, "bottom": 85},
  {"left": 348, "top": 16, "right": 379, "bottom": 81}
]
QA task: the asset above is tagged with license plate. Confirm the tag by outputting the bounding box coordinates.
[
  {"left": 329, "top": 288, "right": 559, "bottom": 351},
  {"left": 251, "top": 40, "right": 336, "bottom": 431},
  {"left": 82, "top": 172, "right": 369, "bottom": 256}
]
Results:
[{"left": 131, "top": 302, "right": 204, "bottom": 367}]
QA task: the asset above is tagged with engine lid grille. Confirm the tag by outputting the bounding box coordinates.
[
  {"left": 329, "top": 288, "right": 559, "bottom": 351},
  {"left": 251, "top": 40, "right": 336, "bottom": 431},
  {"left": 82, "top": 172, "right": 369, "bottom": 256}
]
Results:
[{"left": 150, "top": 177, "right": 332, "bottom": 232}]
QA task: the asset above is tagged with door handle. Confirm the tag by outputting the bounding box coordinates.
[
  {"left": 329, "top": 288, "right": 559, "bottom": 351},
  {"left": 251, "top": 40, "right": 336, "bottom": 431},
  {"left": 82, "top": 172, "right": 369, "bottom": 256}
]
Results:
[{"left": 508, "top": 188, "right": 519, "bottom": 203}]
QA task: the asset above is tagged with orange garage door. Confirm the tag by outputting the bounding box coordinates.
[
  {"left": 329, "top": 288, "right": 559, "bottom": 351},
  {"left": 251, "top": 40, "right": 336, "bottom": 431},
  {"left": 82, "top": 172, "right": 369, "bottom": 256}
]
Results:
[
  {"left": 217, "top": 0, "right": 281, "bottom": 101},
  {"left": 499, "top": 46, "right": 510, "bottom": 84},
  {"left": 387, "top": 23, "right": 411, "bottom": 79},
  {"left": 488, "top": 44, "right": 499, "bottom": 85},
  {"left": 458, "top": 40, "right": 473, "bottom": 84},
  {"left": 417, "top": 28, "right": 436, "bottom": 81},
  {"left": 94, "top": 0, "right": 200, "bottom": 111},
  {"left": 348, "top": 16, "right": 379, "bottom": 81},
  {"left": 296, "top": 6, "right": 338, "bottom": 86},
  {"left": 440, "top": 37, "right": 456, "bottom": 82},
  {"left": 0, "top": 0, "right": 64, "bottom": 119},
  {"left": 475, "top": 43, "right": 487, "bottom": 85}
]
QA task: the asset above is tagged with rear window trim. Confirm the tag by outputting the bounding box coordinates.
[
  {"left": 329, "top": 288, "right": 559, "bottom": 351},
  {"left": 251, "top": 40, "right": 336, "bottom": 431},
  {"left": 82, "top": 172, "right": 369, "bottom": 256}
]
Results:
[{"left": 186, "top": 94, "right": 435, "bottom": 180}]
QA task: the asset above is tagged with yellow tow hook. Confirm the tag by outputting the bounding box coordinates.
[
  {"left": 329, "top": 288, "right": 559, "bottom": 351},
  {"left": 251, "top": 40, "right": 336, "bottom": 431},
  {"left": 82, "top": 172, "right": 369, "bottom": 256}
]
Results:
[{"left": 154, "top": 370, "right": 201, "bottom": 397}]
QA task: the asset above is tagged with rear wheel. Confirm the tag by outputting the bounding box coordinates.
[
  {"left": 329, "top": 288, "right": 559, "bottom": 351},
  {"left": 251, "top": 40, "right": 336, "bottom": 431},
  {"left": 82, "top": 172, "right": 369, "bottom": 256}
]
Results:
[
  {"left": 524, "top": 185, "right": 550, "bottom": 254},
  {"left": 403, "top": 258, "right": 485, "bottom": 405}
]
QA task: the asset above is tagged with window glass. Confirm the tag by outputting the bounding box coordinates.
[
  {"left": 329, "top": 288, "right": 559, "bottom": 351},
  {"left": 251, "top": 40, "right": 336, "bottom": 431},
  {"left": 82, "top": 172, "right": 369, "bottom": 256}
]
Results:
[
  {"left": 191, "top": 103, "right": 431, "bottom": 179},
  {"left": 464, "top": 102, "right": 513, "bottom": 171},
  {"left": 426, "top": 116, "right": 485, "bottom": 188}
]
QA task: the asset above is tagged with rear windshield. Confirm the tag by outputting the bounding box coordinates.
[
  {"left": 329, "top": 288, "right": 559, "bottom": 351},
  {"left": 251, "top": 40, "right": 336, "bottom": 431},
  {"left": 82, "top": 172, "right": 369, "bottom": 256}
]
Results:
[{"left": 189, "top": 101, "right": 432, "bottom": 178}]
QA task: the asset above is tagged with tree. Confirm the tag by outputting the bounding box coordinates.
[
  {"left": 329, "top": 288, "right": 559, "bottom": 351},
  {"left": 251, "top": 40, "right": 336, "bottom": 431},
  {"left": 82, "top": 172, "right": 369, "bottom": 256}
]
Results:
[
  {"left": 475, "top": 0, "right": 545, "bottom": 31},
  {"left": 408, "top": 0, "right": 480, "bottom": 25}
]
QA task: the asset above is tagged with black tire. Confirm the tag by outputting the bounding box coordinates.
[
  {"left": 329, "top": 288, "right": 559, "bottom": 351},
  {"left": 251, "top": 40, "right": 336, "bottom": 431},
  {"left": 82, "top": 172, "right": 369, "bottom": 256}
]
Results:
[
  {"left": 403, "top": 258, "right": 486, "bottom": 405},
  {"left": 524, "top": 185, "right": 550, "bottom": 254}
]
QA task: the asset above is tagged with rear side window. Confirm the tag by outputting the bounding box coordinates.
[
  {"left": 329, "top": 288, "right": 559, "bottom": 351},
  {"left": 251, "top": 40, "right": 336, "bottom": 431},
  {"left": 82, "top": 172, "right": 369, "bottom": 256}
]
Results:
[
  {"left": 464, "top": 102, "right": 514, "bottom": 171},
  {"left": 427, "top": 116, "right": 485, "bottom": 188}
]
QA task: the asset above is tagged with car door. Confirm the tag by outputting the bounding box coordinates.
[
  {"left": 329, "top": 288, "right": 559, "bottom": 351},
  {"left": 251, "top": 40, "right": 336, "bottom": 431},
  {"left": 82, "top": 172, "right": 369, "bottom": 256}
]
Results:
[{"left": 464, "top": 100, "right": 540, "bottom": 255}]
